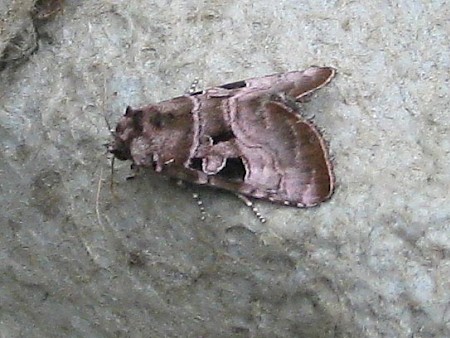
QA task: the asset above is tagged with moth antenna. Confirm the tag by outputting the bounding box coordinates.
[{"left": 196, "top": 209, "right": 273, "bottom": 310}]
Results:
[
  {"left": 110, "top": 156, "right": 115, "bottom": 192},
  {"left": 96, "top": 167, "right": 105, "bottom": 229},
  {"left": 103, "top": 114, "right": 116, "bottom": 193},
  {"left": 103, "top": 114, "right": 115, "bottom": 136},
  {"left": 98, "top": 64, "right": 118, "bottom": 196},
  {"left": 101, "top": 67, "right": 116, "bottom": 137}
]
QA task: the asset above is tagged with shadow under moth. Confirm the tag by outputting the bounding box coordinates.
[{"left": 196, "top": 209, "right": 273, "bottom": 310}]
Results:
[{"left": 109, "top": 66, "right": 336, "bottom": 207}]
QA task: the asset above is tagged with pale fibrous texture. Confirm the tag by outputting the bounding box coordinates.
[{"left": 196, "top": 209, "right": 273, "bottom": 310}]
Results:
[{"left": 1, "top": 1, "right": 449, "bottom": 337}]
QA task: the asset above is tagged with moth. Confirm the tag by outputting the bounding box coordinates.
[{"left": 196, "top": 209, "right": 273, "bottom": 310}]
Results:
[{"left": 109, "top": 66, "right": 336, "bottom": 207}]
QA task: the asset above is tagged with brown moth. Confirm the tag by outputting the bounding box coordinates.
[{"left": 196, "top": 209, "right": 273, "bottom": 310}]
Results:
[{"left": 109, "top": 66, "right": 335, "bottom": 207}]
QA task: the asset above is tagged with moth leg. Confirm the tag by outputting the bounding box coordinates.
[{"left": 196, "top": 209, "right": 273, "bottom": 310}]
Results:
[
  {"left": 175, "top": 180, "right": 207, "bottom": 220},
  {"left": 192, "top": 193, "right": 206, "bottom": 220},
  {"left": 196, "top": 139, "right": 242, "bottom": 175},
  {"left": 237, "top": 194, "right": 266, "bottom": 223},
  {"left": 187, "top": 78, "right": 202, "bottom": 95},
  {"left": 126, "top": 163, "right": 141, "bottom": 180}
]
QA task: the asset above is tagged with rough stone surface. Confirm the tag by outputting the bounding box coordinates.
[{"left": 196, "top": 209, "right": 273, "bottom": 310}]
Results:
[{"left": 1, "top": 1, "right": 449, "bottom": 337}]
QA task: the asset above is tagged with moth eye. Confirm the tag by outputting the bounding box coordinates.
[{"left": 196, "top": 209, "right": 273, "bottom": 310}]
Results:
[
  {"left": 115, "top": 123, "right": 123, "bottom": 133},
  {"left": 109, "top": 141, "right": 131, "bottom": 161}
]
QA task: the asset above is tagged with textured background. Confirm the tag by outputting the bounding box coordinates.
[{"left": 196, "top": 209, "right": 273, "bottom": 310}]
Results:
[{"left": 1, "top": 1, "right": 449, "bottom": 337}]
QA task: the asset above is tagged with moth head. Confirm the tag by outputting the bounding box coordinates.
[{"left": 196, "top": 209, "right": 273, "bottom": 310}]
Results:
[
  {"left": 107, "top": 106, "right": 143, "bottom": 161},
  {"left": 108, "top": 136, "right": 131, "bottom": 161}
]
